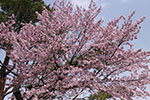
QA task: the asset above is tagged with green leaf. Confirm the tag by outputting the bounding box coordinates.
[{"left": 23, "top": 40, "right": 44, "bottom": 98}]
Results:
[
  {"left": 70, "top": 60, "right": 78, "bottom": 66},
  {"left": 89, "top": 91, "right": 112, "bottom": 100},
  {"left": 50, "top": 67, "right": 55, "bottom": 71}
]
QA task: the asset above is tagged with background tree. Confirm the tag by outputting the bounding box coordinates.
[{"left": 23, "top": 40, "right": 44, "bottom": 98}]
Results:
[
  {"left": 1, "top": 0, "right": 150, "bottom": 100},
  {"left": 89, "top": 91, "right": 112, "bottom": 100},
  {"left": 0, "top": 0, "right": 51, "bottom": 100},
  {"left": 0, "top": 0, "right": 51, "bottom": 32}
]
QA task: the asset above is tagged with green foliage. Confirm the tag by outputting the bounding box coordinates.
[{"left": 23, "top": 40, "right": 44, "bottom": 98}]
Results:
[
  {"left": 50, "top": 67, "right": 55, "bottom": 71},
  {"left": 77, "top": 55, "right": 83, "bottom": 60},
  {"left": 89, "top": 91, "right": 112, "bottom": 100},
  {"left": 0, "top": 0, "right": 51, "bottom": 31},
  {"left": 70, "top": 60, "right": 78, "bottom": 66},
  {"left": 0, "top": 11, "right": 7, "bottom": 22}
]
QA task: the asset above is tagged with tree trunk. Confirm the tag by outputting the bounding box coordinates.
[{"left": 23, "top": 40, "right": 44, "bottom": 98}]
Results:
[
  {"left": 0, "top": 55, "right": 9, "bottom": 100},
  {"left": 13, "top": 89, "right": 23, "bottom": 100}
]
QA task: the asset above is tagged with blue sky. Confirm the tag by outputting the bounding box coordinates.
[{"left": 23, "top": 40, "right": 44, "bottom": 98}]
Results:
[{"left": 43, "top": 0, "right": 150, "bottom": 100}]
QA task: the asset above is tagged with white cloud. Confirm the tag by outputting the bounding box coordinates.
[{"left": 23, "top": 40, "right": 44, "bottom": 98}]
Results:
[
  {"left": 100, "top": 2, "right": 109, "bottom": 8},
  {"left": 70, "top": 0, "right": 109, "bottom": 9},
  {"left": 70, "top": 0, "right": 91, "bottom": 9},
  {"left": 121, "top": 0, "right": 130, "bottom": 3}
]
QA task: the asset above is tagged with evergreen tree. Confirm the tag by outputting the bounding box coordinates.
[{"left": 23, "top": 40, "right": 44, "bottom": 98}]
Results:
[{"left": 0, "top": 0, "right": 51, "bottom": 32}]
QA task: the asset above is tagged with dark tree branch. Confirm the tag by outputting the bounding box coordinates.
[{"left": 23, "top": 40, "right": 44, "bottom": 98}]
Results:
[
  {"left": 0, "top": 61, "right": 18, "bottom": 77},
  {"left": 13, "top": 89, "right": 23, "bottom": 100},
  {"left": 0, "top": 55, "right": 9, "bottom": 100}
]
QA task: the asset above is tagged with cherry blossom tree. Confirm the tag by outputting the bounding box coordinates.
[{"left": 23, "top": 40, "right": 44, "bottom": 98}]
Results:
[
  {"left": 0, "top": 0, "right": 150, "bottom": 100},
  {"left": 0, "top": 0, "right": 51, "bottom": 100}
]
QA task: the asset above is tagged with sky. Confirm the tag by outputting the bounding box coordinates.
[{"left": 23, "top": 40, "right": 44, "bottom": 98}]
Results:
[{"left": 43, "top": 0, "right": 150, "bottom": 100}]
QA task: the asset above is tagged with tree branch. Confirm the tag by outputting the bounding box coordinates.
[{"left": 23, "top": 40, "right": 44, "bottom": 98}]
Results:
[
  {"left": 0, "top": 61, "right": 18, "bottom": 77},
  {"left": 0, "top": 55, "right": 10, "bottom": 100}
]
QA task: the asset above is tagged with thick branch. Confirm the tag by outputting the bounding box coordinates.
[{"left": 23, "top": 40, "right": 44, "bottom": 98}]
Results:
[
  {"left": 0, "top": 55, "right": 10, "bottom": 100},
  {"left": 13, "top": 89, "right": 23, "bottom": 100},
  {"left": 0, "top": 61, "right": 18, "bottom": 77}
]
